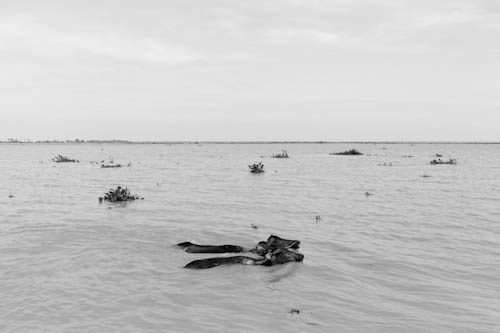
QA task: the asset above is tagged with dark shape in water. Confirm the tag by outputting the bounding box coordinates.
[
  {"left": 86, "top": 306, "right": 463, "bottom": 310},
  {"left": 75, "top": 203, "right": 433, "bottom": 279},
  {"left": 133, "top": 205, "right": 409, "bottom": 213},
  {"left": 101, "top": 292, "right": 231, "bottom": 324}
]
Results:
[
  {"left": 430, "top": 158, "right": 457, "bottom": 165},
  {"left": 272, "top": 150, "right": 289, "bottom": 158},
  {"left": 101, "top": 162, "right": 131, "bottom": 168},
  {"left": 101, "top": 163, "right": 122, "bottom": 168},
  {"left": 176, "top": 242, "right": 245, "bottom": 254},
  {"left": 99, "top": 186, "right": 143, "bottom": 202},
  {"left": 179, "top": 235, "right": 304, "bottom": 269},
  {"left": 289, "top": 308, "right": 300, "bottom": 315},
  {"left": 249, "top": 162, "right": 264, "bottom": 173},
  {"left": 330, "top": 149, "right": 363, "bottom": 156},
  {"left": 52, "top": 154, "right": 79, "bottom": 163},
  {"left": 184, "top": 247, "right": 304, "bottom": 269},
  {"left": 177, "top": 235, "right": 300, "bottom": 254}
]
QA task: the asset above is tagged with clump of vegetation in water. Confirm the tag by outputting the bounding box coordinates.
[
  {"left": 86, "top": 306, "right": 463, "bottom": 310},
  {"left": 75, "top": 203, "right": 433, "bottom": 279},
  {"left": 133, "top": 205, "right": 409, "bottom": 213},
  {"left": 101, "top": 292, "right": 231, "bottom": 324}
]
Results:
[
  {"left": 52, "top": 154, "right": 79, "bottom": 163},
  {"left": 330, "top": 149, "right": 363, "bottom": 156},
  {"left": 99, "top": 186, "right": 143, "bottom": 202},
  {"left": 430, "top": 158, "right": 457, "bottom": 165},
  {"left": 101, "top": 163, "right": 122, "bottom": 168},
  {"left": 100, "top": 159, "right": 131, "bottom": 168},
  {"left": 272, "top": 150, "right": 289, "bottom": 158},
  {"left": 249, "top": 162, "right": 264, "bottom": 173}
]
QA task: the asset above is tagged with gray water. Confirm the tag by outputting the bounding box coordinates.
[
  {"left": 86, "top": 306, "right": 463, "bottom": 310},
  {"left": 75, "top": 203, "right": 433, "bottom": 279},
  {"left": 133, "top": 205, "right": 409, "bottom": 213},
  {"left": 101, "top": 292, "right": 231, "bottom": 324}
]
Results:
[{"left": 1, "top": 143, "right": 499, "bottom": 332}]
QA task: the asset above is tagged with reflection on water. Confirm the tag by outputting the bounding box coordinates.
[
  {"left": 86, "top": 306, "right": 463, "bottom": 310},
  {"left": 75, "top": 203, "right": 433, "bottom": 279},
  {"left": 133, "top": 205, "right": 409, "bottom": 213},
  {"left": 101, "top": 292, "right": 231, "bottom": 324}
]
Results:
[{"left": 1, "top": 143, "right": 500, "bottom": 331}]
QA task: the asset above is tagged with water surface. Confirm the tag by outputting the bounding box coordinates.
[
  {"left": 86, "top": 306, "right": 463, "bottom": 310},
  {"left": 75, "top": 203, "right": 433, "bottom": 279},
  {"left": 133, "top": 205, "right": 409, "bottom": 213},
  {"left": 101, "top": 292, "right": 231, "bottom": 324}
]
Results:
[{"left": 1, "top": 143, "right": 499, "bottom": 331}]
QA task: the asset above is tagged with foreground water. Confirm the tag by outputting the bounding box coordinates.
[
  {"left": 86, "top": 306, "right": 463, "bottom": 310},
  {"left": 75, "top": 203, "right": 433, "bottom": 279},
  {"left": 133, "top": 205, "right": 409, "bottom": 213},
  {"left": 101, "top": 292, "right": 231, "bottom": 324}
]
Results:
[{"left": 1, "top": 143, "right": 499, "bottom": 332}]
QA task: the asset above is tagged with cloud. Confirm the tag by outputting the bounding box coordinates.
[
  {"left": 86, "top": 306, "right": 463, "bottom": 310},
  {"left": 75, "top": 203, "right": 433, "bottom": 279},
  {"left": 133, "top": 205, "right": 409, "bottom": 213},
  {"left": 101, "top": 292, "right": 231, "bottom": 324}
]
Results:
[{"left": 0, "top": 19, "right": 200, "bottom": 65}]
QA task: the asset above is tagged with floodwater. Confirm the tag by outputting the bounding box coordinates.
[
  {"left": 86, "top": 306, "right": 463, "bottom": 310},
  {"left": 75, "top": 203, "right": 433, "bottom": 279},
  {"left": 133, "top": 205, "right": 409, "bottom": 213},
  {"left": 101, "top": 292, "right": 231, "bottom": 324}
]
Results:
[{"left": 1, "top": 143, "right": 499, "bottom": 332}]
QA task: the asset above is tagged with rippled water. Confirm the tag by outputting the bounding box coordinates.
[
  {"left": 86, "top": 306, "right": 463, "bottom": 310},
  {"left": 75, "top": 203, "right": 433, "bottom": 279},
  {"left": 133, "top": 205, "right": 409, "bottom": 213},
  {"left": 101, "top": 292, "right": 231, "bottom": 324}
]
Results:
[{"left": 1, "top": 143, "right": 499, "bottom": 332}]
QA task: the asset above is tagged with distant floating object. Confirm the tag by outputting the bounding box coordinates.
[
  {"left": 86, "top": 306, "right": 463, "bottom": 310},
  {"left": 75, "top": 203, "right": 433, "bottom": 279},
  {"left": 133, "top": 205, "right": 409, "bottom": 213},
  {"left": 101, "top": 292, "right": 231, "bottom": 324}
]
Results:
[
  {"left": 249, "top": 162, "right": 264, "bottom": 173},
  {"left": 99, "top": 186, "right": 143, "bottom": 202},
  {"left": 315, "top": 215, "right": 321, "bottom": 221},
  {"left": 272, "top": 150, "right": 289, "bottom": 158},
  {"left": 8, "top": 194, "right": 14, "bottom": 198},
  {"left": 251, "top": 224, "right": 258, "bottom": 229},
  {"left": 365, "top": 192, "right": 373, "bottom": 196},
  {"left": 421, "top": 174, "right": 431, "bottom": 178},
  {"left": 289, "top": 308, "right": 300, "bottom": 315},
  {"left": 330, "top": 149, "right": 363, "bottom": 156},
  {"left": 52, "top": 154, "right": 79, "bottom": 163},
  {"left": 430, "top": 158, "right": 457, "bottom": 165},
  {"left": 434, "top": 154, "right": 443, "bottom": 157}
]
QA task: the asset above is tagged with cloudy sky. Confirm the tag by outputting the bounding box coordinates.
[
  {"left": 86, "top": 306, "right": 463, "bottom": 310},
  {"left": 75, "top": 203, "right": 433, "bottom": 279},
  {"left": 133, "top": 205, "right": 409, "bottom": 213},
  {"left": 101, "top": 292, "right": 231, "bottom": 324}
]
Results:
[{"left": 1, "top": 0, "right": 499, "bottom": 141}]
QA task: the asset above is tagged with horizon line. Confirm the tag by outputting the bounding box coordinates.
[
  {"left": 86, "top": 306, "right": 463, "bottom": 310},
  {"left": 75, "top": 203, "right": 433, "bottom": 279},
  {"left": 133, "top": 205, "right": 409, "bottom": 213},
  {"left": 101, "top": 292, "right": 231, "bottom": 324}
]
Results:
[{"left": 1, "top": 139, "right": 500, "bottom": 144}]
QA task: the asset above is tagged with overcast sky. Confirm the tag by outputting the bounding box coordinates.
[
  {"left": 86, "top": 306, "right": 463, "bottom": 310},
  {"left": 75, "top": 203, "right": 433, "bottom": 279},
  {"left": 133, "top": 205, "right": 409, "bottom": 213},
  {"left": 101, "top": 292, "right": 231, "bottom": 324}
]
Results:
[{"left": 1, "top": 0, "right": 499, "bottom": 141}]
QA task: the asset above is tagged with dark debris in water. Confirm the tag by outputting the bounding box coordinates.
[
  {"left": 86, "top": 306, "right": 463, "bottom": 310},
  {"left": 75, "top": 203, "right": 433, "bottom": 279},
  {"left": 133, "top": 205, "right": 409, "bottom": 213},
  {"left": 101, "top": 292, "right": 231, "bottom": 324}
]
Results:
[
  {"left": 52, "top": 154, "right": 79, "bottom": 163},
  {"left": 330, "top": 149, "right": 363, "bottom": 156},
  {"left": 99, "top": 186, "right": 143, "bottom": 202}
]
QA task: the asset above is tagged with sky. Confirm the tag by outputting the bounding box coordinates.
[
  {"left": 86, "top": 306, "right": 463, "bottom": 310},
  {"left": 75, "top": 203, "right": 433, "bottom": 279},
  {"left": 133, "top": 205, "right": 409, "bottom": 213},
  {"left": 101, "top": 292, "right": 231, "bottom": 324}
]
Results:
[{"left": 1, "top": 0, "right": 499, "bottom": 141}]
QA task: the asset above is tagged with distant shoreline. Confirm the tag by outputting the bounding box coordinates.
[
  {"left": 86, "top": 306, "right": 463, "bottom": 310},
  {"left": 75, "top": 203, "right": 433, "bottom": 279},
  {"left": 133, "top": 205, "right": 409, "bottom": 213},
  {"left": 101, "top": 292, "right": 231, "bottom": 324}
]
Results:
[{"left": 1, "top": 140, "right": 500, "bottom": 145}]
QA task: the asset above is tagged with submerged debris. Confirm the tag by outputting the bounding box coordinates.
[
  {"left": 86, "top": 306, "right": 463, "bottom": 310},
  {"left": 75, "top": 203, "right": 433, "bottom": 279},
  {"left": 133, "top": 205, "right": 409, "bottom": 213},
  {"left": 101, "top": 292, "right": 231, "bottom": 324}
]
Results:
[
  {"left": 272, "top": 150, "right": 289, "bottom": 158},
  {"left": 99, "top": 186, "right": 143, "bottom": 202},
  {"left": 249, "top": 162, "right": 265, "bottom": 173},
  {"left": 330, "top": 149, "right": 363, "bottom": 156},
  {"left": 430, "top": 158, "right": 457, "bottom": 165},
  {"left": 52, "top": 155, "right": 79, "bottom": 163}
]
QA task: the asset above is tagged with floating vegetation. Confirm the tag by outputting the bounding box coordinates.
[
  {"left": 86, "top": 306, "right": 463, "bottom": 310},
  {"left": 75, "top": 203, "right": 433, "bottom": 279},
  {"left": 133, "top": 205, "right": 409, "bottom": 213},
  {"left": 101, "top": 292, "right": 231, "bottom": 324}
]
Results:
[
  {"left": 430, "top": 158, "right": 457, "bottom": 165},
  {"left": 99, "top": 186, "right": 143, "bottom": 202},
  {"left": 249, "top": 162, "right": 264, "bottom": 173},
  {"left": 330, "top": 149, "right": 363, "bottom": 156},
  {"left": 52, "top": 154, "right": 79, "bottom": 163},
  {"left": 101, "top": 163, "right": 122, "bottom": 168},
  {"left": 101, "top": 161, "right": 131, "bottom": 168},
  {"left": 272, "top": 150, "right": 289, "bottom": 158}
]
